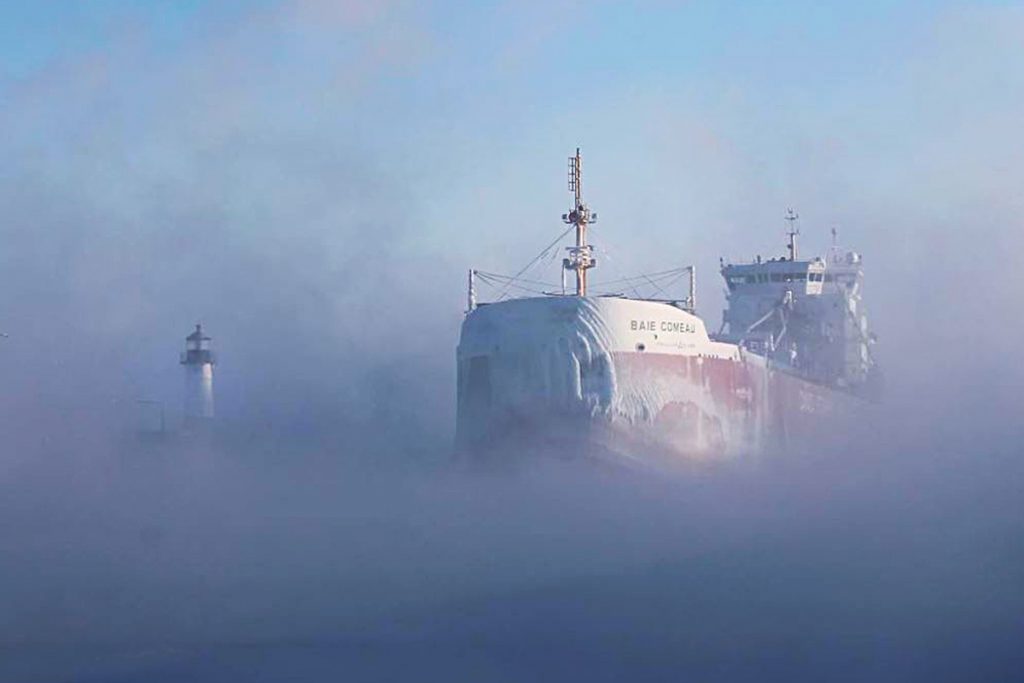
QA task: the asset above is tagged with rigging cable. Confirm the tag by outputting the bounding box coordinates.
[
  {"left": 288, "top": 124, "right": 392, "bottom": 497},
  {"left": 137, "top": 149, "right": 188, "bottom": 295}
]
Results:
[{"left": 493, "top": 224, "right": 575, "bottom": 301}]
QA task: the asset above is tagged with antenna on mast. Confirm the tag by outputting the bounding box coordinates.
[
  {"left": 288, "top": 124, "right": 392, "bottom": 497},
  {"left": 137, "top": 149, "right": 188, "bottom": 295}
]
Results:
[
  {"left": 784, "top": 208, "right": 800, "bottom": 261},
  {"left": 561, "top": 148, "right": 598, "bottom": 296}
]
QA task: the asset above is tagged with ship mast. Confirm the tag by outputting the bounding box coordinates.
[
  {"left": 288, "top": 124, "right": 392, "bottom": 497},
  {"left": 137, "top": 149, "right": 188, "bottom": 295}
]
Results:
[
  {"left": 561, "top": 148, "right": 597, "bottom": 296},
  {"left": 784, "top": 208, "right": 800, "bottom": 261}
]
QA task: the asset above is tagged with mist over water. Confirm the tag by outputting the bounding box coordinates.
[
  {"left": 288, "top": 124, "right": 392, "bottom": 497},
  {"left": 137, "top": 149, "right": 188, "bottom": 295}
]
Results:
[
  {"left": 4, "top": 368, "right": 1022, "bottom": 681},
  {"left": 2, "top": 2, "right": 1024, "bottom": 681}
]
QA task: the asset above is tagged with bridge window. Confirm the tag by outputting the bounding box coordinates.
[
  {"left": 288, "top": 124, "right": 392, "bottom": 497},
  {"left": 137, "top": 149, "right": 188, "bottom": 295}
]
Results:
[{"left": 770, "top": 273, "right": 783, "bottom": 282}]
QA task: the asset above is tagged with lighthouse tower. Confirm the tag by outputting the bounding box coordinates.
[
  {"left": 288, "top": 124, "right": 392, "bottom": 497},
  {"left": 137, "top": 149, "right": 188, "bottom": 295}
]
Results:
[{"left": 180, "top": 324, "right": 215, "bottom": 422}]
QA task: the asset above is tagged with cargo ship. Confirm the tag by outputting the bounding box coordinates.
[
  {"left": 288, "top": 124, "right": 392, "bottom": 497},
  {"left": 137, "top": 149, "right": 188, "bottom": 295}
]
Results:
[{"left": 455, "top": 150, "right": 879, "bottom": 465}]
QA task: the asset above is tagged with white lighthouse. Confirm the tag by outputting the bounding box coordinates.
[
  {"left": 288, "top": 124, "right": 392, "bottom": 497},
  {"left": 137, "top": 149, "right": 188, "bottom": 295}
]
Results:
[{"left": 180, "top": 323, "right": 215, "bottom": 422}]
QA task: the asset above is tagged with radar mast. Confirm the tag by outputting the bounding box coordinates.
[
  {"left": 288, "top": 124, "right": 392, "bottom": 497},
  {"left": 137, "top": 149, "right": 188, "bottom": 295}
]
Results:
[
  {"left": 784, "top": 208, "right": 800, "bottom": 261},
  {"left": 561, "top": 148, "right": 598, "bottom": 295}
]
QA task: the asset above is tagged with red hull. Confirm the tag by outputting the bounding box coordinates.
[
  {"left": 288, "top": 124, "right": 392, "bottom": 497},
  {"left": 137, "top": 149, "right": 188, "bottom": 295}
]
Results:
[{"left": 458, "top": 352, "right": 857, "bottom": 465}]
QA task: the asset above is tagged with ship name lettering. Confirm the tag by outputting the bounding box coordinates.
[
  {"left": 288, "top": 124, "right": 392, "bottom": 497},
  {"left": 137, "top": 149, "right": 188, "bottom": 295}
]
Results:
[
  {"left": 660, "top": 321, "right": 695, "bottom": 334},
  {"left": 630, "top": 319, "right": 695, "bottom": 334}
]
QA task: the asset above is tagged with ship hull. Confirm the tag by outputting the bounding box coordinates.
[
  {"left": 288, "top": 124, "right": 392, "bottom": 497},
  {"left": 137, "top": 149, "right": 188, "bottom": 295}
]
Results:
[{"left": 456, "top": 296, "right": 856, "bottom": 467}]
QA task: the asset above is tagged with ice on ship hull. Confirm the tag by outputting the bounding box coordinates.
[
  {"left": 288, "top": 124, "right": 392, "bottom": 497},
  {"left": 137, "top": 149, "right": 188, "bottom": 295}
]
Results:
[{"left": 456, "top": 296, "right": 847, "bottom": 466}]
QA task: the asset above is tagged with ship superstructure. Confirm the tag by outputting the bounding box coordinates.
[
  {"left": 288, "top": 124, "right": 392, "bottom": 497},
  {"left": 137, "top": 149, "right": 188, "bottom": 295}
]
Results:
[
  {"left": 456, "top": 151, "right": 877, "bottom": 465},
  {"left": 717, "top": 217, "right": 878, "bottom": 395}
]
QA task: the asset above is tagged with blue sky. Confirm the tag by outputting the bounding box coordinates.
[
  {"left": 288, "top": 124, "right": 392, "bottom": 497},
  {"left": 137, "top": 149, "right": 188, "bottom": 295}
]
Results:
[{"left": 3, "top": 0, "right": 1020, "bottom": 274}]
